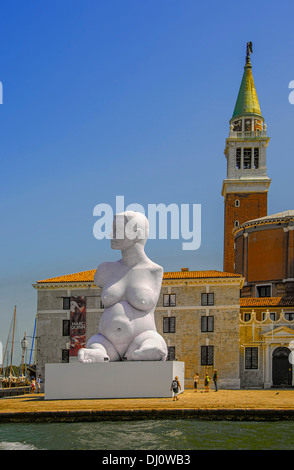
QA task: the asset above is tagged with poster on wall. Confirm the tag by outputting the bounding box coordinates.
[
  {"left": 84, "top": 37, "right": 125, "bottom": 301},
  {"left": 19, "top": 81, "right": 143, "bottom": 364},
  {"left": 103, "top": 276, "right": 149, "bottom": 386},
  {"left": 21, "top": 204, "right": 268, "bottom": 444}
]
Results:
[{"left": 70, "top": 296, "right": 86, "bottom": 357}]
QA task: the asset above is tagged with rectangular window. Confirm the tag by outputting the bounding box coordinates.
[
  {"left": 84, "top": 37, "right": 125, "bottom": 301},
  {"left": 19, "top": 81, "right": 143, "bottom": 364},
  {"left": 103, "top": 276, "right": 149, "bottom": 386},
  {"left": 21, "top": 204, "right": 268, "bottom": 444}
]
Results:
[
  {"left": 163, "top": 294, "right": 176, "bottom": 307},
  {"left": 63, "top": 297, "right": 70, "bottom": 310},
  {"left": 254, "top": 148, "right": 259, "bottom": 169},
  {"left": 236, "top": 148, "right": 241, "bottom": 169},
  {"left": 263, "top": 312, "right": 276, "bottom": 321},
  {"left": 201, "top": 293, "right": 214, "bottom": 306},
  {"left": 257, "top": 285, "right": 271, "bottom": 297},
  {"left": 243, "top": 148, "right": 252, "bottom": 169},
  {"left": 285, "top": 313, "right": 294, "bottom": 321},
  {"left": 201, "top": 316, "right": 214, "bottom": 332},
  {"left": 245, "top": 347, "right": 258, "bottom": 370},
  {"left": 163, "top": 316, "right": 176, "bottom": 333},
  {"left": 167, "top": 346, "right": 175, "bottom": 361},
  {"left": 201, "top": 345, "right": 214, "bottom": 366},
  {"left": 62, "top": 319, "right": 70, "bottom": 336},
  {"left": 61, "top": 349, "right": 69, "bottom": 363},
  {"left": 244, "top": 313, "right": 251, "bottom": 322}
]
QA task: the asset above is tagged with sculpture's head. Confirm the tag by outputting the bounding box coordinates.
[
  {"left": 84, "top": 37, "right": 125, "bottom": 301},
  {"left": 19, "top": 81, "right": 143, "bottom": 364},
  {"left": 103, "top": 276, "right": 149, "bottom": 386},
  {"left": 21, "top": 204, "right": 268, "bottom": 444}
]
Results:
[{"left": 111, "top": 211, "right": 149, "bottom": 250}]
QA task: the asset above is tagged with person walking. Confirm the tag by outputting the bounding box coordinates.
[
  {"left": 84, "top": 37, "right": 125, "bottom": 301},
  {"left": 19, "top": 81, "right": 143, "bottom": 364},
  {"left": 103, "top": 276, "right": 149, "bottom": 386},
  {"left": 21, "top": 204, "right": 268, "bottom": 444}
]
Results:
[
  {"left": 213, "top": 369, "right": 218, "bottom": 392},
  {"left": 204, "top": 373, "right": 210, "bottom": 392},
  {"left": 170, "top": 376, "right": 181, "bottom": 401},
  {"left": 193, "top": 372, "right": 199, "bottom": 392}
]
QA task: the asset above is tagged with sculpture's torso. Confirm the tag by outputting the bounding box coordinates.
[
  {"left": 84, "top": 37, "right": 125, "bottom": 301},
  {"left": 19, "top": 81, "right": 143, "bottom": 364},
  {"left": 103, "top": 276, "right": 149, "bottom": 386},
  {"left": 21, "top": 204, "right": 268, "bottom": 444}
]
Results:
[{"left": 94, "top": 259, "right": 163, "bottom": 356}]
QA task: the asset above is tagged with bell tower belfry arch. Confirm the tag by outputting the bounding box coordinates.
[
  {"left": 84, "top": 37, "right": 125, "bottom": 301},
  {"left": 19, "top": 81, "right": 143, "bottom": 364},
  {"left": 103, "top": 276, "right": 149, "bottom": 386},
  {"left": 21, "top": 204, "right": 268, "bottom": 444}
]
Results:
[{"left": 222, "top": 42, "right": 271, "bottom": 273}]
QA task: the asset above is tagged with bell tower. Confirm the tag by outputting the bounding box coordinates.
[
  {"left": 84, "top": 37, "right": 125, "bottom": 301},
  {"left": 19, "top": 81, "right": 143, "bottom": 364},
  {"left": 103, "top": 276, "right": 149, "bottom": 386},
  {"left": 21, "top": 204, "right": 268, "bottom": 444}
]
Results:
[{"left": 222, "top": 42, "right": 271, "bottom": 273}]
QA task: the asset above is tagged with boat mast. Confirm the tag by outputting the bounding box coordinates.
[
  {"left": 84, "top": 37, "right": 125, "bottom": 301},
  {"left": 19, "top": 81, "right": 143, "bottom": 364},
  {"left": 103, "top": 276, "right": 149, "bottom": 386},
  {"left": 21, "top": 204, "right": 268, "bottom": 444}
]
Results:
[
  {"left": 9, "top": 306, "right": 17, "bottom": 380},
  {"left": 0, "top": 306, "right": 15, "bottom": 378}
]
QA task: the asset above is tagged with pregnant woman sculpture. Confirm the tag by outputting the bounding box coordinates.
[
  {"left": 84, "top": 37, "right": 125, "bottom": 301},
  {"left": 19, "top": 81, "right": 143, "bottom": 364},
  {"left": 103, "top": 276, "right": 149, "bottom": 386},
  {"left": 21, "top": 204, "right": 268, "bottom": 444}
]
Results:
[{"left": 78, "top": 211, "right": 168, "bottom": 362}]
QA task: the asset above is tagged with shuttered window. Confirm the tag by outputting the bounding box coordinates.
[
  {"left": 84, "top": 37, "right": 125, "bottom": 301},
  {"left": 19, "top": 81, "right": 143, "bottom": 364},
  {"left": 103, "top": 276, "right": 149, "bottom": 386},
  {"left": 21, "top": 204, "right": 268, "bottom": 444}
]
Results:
[
  {"left": 201, "top": 345, "right": 214, "bottom": 366},
  {"left": 163, "top": 294, "right": 176, "bottom": 307},
  {"left": 167, "top": 346, "right": 175, "bottom": 361},
  {"left": 163, "top": 316, "right": 176, "bottom": 333},
  {"left": 245, "top": 347, "right": 258, "bottom": 369},
  {"left": 201, "top": 293, "right": 214, "bottom": 306},
  {"left": 62, "top": 320, "right": 70, "bottom": 336},
  {"left": 201, "top": 316, "right": 214, "bottom": 332}
]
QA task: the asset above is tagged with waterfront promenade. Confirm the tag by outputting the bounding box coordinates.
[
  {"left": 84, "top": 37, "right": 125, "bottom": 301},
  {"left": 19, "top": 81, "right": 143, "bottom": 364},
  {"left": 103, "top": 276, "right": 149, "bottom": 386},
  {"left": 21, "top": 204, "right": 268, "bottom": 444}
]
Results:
[{"left": 0, "top": 389, "right": 294, "bottom": 422}]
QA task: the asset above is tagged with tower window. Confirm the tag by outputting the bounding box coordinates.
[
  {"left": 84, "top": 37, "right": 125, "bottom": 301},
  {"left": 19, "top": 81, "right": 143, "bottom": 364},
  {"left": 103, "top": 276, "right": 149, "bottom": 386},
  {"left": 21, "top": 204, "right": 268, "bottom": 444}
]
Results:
[
  {"left": 254, "top": 119, "right": 262, "bottom": 132},
  {"left": 235, "top": 199, "right": 240, "bottom": 207},
  {"left": 236, "top": 148, "right": 241, "bottom": 169},
  {"left": 243, "top": 148, "right": 252, "bottom": 169},
  {"left": 254, "top": 148, "right": 259, "bottom": 169},
  {"left": 245, "top": 119, "right": 252, "bottom": 131},
  {"left": 233, "top": 119, "right": 242, "bottom": 132},
  {"left": 234, "top": 220, "right": 239, "bottom": 227}
]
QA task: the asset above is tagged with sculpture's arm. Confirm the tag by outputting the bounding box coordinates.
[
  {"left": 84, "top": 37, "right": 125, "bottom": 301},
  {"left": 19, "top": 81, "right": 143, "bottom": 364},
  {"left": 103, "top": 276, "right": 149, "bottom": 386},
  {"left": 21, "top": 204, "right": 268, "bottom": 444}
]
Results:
[{"left": 94, "top": 262, "right": 112, "bottom": 288}]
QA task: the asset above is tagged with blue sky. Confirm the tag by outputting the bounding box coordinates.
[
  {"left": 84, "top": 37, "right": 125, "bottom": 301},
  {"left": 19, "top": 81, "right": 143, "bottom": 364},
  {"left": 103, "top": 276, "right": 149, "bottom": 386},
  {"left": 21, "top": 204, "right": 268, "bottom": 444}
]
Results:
[{"left": 1, "top": 0, "right": 294, "bottom": 363}]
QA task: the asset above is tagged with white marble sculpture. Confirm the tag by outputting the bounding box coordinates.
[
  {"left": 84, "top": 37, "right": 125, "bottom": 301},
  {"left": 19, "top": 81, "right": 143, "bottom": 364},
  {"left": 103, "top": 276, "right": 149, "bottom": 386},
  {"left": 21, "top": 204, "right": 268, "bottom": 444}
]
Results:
[{"left": 78, "top": 211, "right": 168, "bottom": 362}]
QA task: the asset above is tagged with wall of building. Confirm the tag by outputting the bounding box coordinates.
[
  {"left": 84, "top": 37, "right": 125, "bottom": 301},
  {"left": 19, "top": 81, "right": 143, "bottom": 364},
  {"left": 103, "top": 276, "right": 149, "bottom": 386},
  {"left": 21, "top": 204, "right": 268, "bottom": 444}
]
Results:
[
  {"left": 35, "top": 278, "right": 242, "bottom": 389},
  {"left": 235, "top": 219, "right": 294, "bottom": 297},
  {"left": 223, "top": 192, "right": 267, "bottom": 273}
]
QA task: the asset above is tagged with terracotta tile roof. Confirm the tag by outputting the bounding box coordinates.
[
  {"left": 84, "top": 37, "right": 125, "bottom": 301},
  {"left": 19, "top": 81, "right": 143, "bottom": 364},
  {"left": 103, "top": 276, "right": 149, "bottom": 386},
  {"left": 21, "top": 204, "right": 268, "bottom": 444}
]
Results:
[
  {"left": 240, "top": 297, "right": 294, "bottom": 307},
  {"left": 37, "top": 269, "right": 96, "bottom": 284},
  {"left": 163, "top": 270, "right": 242, "bottom": 279},
  {"left": 36, "top": 269, "right": 242, "bottom": 284}
]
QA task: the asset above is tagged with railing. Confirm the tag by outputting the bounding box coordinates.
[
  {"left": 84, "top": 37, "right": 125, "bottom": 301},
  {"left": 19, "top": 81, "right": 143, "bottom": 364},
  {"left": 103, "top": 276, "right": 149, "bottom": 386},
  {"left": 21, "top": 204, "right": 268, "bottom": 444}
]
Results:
[{"left": 229, "top": 131, "right": 267, "bottom": 138}]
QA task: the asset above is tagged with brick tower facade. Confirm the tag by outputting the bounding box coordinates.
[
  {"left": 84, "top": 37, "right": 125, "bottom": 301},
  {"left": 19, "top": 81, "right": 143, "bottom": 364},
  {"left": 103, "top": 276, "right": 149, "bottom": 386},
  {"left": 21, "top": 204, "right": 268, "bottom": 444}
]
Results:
[{"left": 222, "top": 43, "right": 271, "bottom": 273}]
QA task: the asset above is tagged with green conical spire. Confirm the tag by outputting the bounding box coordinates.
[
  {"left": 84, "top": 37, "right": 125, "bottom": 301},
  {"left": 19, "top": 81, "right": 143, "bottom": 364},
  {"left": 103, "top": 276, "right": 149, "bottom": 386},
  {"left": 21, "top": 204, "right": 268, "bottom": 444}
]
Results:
[{"left": 232, "top": 43, "right": 262, "bottom": 118}]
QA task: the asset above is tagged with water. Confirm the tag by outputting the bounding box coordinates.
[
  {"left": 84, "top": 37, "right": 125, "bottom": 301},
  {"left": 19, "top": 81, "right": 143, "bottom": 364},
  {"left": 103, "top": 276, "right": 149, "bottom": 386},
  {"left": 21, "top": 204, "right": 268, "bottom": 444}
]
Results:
[{"left": 0, "top": 420, "right": 293, "bottom": 450}]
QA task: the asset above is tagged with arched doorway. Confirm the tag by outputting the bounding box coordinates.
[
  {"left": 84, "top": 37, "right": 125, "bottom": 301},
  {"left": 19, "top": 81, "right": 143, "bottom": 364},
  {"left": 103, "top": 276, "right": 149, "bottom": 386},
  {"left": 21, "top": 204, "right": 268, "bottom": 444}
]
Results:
[{"left": 272, "top": 347, "right": 292, "bottom": 387}]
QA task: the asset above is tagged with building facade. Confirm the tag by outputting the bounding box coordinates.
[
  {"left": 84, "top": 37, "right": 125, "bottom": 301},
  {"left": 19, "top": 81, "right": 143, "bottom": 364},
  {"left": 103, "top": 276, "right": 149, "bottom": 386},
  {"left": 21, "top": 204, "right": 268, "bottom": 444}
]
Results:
[
  {"left": 33, "top": 268, "right": 243, "bottom": 389},
  {"left": 240, "top": 297, "right": 294, "bottom": 388}
]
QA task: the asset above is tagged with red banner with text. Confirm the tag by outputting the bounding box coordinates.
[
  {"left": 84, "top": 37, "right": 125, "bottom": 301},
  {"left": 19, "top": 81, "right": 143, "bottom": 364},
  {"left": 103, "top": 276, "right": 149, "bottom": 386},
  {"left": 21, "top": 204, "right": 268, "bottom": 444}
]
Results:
[{"left": 70, "top": 296, "right": 86, "bottom": 357}]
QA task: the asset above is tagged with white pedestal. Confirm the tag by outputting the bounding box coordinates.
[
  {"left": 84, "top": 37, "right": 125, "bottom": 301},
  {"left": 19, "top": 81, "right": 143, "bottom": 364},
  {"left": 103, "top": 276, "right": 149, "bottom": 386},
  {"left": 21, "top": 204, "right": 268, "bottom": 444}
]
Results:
[{"left": 45, "top": 361, "right": 185, "bottom": 400}]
